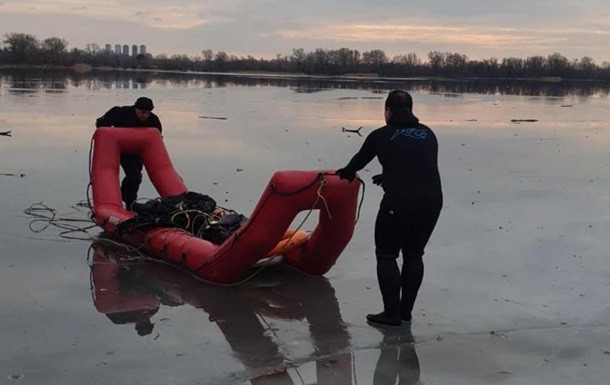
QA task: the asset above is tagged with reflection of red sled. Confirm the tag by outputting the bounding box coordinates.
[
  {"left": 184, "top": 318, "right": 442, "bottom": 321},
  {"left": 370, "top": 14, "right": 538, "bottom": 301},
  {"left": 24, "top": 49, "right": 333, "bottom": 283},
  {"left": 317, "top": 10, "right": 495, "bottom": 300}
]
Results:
[{"left": 91, "top": 127, "right": 360, "bottom": 284}]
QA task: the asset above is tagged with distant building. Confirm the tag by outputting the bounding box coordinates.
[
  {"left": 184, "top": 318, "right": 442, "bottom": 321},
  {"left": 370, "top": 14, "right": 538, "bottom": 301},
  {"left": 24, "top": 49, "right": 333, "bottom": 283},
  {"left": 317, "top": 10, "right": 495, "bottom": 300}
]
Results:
[{"left": 103, "top": 43, "right": 149, "bottom": 56}]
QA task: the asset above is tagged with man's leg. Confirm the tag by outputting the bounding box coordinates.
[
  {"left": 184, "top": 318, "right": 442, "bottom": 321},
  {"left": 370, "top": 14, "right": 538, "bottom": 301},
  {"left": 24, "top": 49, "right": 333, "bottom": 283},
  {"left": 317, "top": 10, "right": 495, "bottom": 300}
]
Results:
[
  {"left": 369, "top": 205, "right": 402, "bottom": 326},
  {"left": 400, "top": 254, "right": 424, "bottom": 322},
  {"left": 120, "top": 155, "right": 143, "bottom": 209},
  {"left": 400, "top": 206, "right": 441, "bottom": 321}
]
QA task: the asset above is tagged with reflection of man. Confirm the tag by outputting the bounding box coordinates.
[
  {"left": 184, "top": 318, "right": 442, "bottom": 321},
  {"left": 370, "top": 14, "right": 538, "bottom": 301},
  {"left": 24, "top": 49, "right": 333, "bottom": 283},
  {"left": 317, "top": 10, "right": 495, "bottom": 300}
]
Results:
[
  {"left": 373, "top": 326, "right": 420, "bottom": 385},
  {"left": 94, "top": 97, "right": 162, "bottom": 209},
  {"left": 105, "top": 310, "right": 156, "bottom": 337},
  {"left": 90, "top": 246, "right": 160, "bottom": 336}
]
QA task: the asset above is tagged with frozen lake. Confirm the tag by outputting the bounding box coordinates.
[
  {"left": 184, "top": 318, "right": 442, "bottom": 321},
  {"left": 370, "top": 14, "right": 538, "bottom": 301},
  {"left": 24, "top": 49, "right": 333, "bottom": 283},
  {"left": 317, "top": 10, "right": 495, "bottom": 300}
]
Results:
[{"left": 1, "top": 69, "right": 609, "bottom": 384}]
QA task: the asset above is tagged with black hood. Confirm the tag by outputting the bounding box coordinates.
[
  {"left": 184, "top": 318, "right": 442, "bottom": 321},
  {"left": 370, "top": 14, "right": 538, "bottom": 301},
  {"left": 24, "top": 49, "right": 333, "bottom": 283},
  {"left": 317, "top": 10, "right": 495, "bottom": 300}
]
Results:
[{"left": 388, "top": 108, "right": 419, "bottom": 126}]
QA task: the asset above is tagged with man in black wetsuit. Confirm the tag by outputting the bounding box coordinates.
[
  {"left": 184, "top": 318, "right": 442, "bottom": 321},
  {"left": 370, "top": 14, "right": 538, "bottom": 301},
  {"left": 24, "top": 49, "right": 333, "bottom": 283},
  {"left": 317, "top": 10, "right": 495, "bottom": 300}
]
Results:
[
  {"left": 336, "top": 90, "right": 442, "bottom": 326},
  {"left": 95, "top": 97, "right": 162, "bottom": 209}
]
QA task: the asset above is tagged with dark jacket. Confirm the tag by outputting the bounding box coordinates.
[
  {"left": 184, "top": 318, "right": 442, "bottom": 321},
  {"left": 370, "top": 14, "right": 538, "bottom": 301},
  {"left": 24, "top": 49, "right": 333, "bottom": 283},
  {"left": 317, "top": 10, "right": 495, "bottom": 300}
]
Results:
[
  {"left": 95, "top": 106, "right": 162, "bottom": 132},
  {"left": 341, "top": 109, "right": 442, "bottom": 205}
]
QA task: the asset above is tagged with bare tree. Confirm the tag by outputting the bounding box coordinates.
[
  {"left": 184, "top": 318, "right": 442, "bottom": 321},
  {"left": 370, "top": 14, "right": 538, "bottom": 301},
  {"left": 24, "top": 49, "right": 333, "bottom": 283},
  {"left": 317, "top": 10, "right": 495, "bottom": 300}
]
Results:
[
  {"left": 362, "top": 49, "right": 388, "bottom": 68},
  {"left": 41, "top": 37, "right": 68, "bottom": 65},
  {"left": 3, "top": 32, "right": 40, "bottom": 63}
]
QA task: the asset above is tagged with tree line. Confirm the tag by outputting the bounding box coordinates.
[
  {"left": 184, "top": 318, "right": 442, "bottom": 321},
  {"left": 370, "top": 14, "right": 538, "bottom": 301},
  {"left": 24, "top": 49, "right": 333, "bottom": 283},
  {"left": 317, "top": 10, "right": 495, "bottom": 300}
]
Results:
[{"left": 2, "top": 32, "right": 610, "bottom": 80}]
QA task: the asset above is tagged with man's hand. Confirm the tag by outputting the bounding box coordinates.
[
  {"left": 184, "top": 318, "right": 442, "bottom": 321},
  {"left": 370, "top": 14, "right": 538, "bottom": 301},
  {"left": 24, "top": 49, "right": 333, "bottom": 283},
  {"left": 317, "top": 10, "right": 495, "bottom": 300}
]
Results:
[
  {"left": 372, "top": 174, "right": 383, "bottom": 186},
  {"left": 336, "top": 168, "right": 355, "bottom": 182}
]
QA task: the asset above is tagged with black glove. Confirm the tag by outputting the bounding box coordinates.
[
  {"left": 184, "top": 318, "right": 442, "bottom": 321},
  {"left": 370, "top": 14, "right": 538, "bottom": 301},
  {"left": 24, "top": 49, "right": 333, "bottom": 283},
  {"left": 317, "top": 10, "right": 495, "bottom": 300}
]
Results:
[
  {"left": 336, "top": 167, "right": 355, "bottom": 182},
  {"left": 372, "top": 174, "right": 383, "bottom": 186}
]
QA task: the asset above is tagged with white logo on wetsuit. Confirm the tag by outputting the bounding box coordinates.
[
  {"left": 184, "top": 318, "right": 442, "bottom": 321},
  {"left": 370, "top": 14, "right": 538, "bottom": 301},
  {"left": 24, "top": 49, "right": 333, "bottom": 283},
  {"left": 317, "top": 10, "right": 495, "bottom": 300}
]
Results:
[{"left": 391, "top": 128, "right": 427, "bottom": 140}]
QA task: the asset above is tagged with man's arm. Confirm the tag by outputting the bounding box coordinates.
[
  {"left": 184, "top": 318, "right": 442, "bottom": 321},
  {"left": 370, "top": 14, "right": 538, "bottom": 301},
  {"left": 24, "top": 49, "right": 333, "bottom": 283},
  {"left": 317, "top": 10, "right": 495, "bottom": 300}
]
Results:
[
  {"left": 153, "top": 116, "right": 162, "bottom": 133},
  {"left": 336, "top": 131, "right": 377, "bottom": 181},
  {"left": 95, "top": 106, "right": 120, "bottom": 128}
]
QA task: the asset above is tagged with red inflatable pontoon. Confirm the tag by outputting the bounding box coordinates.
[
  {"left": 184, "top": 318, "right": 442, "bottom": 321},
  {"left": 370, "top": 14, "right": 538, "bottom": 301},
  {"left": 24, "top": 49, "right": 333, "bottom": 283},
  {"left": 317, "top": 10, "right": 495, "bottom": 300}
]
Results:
[{"left": 90, "top": 127, "right": 360, "bottom": 284}]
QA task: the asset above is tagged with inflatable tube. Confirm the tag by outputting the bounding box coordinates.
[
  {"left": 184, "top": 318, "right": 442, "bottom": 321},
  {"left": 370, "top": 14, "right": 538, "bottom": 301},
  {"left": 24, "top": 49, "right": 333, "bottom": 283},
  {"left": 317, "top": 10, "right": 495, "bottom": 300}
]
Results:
[{"left": 91, "top": 127, "right": 360, "bottom": 284}]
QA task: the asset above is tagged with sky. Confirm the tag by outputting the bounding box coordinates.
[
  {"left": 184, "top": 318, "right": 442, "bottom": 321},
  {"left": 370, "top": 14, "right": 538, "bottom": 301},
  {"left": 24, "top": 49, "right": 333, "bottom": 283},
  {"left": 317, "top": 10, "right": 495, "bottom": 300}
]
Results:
[{"left": 1, "top": 0, "right": 609, "bottom": 63}]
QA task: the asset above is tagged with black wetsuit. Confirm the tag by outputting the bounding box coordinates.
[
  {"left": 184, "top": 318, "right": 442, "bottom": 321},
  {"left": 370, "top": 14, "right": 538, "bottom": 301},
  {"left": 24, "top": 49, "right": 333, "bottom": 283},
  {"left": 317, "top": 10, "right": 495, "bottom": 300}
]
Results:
[
  {"left": 338, "top": 108, "right": 442, "bottom": 321},
  {"left": 95, "top": 106, "right": 162, "bottom": 208}
]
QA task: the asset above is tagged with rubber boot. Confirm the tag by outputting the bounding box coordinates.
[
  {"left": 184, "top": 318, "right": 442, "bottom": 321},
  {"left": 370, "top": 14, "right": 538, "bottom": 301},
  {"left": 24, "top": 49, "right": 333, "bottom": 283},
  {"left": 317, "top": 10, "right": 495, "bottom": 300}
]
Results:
[
  {"left": 367, "top": 305, "right": 401, "bottom": 326},
  {"left": 401, "top": 255, "right": 424, "bottom": 322},
  {"left": 400, "top": 297, "right": 414, "bottom": 322},
  {"left": 368, "top": 257, "right": 402, "bottom": 326}
]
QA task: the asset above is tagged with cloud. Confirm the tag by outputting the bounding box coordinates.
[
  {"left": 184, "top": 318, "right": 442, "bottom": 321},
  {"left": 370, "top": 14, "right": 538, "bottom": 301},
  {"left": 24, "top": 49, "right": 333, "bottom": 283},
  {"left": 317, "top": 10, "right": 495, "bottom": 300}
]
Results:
[
  {"left": 0, "top": 0, "right": 212, "bottom": 29},
  {"left": 271, "top": 23, "right": 560, "bottom": 47},
  {"left": 265, "top": 20, "right": 610, "bottom": 57}
]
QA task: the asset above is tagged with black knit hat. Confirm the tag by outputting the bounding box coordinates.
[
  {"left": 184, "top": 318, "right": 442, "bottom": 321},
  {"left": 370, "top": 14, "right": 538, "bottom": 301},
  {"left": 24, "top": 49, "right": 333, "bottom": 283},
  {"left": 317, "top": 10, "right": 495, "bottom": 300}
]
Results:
[
  {"left": 134, "top": 97, "right": 154, "bottom": 111},
  {"left": 385, "top": 90, "right": 413, "bottom": 112}
]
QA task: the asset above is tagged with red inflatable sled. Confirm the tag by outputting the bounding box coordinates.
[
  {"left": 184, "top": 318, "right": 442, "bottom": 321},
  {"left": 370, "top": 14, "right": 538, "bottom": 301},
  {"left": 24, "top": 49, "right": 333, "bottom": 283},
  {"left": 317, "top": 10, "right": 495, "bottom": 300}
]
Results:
[{"left": 90, "top": 127, "right": 360, "bottom": 284}]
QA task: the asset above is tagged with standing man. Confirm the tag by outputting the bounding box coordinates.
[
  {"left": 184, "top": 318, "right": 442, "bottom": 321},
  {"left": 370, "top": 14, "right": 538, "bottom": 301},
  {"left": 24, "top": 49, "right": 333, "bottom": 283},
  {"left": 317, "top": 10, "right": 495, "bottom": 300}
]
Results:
[
  {"left": 336, "top": 90, "right": 442, "bottom": 326},
  {"left": 95, "top": 97, "right": 162, "bottom": 209}
]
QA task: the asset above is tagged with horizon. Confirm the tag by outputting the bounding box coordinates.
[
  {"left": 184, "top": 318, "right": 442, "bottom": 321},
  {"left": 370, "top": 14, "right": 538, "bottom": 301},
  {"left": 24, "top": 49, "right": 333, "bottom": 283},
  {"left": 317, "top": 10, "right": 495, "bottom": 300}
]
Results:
[{"left": 1, "top": 1, "right": 609, "bottom": 63}]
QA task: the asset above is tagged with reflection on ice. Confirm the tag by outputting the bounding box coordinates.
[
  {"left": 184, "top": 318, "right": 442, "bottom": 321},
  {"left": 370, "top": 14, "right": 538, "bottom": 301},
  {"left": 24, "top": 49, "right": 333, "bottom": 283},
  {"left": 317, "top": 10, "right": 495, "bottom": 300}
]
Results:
[
  {"left": 2, "top": 68, "right": 610, "bottom": 97},
  {"left": 245, "top": 326, "right": 420, "bottom": 385},
  {"left": 90, "top": 240, "right": 422, "bottom": 384},
  {"left": 90, "top": 242, "right": 362, "bottom": 383}
]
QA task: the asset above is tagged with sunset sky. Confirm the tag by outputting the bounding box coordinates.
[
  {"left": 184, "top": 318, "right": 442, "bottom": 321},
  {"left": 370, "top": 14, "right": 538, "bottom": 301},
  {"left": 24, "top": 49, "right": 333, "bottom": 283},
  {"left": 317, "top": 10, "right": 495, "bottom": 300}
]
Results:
[{"left": 1, "top": 0, "right": 609, "bottom": 62}]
